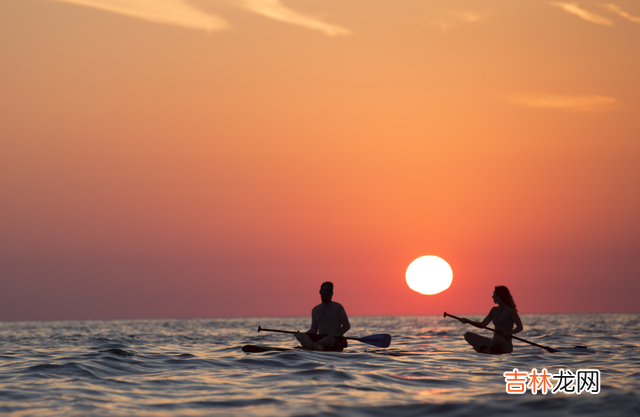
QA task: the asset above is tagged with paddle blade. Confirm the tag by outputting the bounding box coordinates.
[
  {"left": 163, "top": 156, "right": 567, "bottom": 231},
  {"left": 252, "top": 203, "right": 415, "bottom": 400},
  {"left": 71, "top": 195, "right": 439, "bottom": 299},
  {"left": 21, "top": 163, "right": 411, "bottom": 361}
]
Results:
[{"left": 358, "top": 334, "right": 392, "bottom": 348}]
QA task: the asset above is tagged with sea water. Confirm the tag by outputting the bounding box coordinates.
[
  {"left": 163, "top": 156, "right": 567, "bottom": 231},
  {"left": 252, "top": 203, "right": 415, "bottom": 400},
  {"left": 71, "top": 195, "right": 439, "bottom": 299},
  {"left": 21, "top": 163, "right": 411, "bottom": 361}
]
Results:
[{"left": 1, "top": 314, "right": 638, "bottom": 416}]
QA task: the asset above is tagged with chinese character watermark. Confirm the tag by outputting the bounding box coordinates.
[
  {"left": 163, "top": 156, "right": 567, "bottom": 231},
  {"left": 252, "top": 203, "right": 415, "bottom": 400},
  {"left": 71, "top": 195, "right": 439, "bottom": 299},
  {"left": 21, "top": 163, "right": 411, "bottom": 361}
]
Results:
[{"left": 504, "top": 369, "right": 600, "bottom": 394}]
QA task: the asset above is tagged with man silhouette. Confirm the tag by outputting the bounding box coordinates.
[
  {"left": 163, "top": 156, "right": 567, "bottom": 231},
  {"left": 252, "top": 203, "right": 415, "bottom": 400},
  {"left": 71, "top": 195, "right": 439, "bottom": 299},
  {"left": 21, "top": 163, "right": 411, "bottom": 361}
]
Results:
[{"left": 296, "top": 281, "right": 350, "bottom": 351}]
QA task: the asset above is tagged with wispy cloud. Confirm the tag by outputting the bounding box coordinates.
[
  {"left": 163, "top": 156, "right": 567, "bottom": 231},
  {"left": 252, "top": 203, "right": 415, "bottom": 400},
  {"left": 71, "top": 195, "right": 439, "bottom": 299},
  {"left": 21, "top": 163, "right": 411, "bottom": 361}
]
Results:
[
  {"left": 426, "top": 10, "right": 489, "bottom": 34},
  {"left": 550, "top": 2, "right": 614, "bottom": 26},
  {"left": 509, "top": 94, "right": 616, "bottom": 112},
  {"left": 237, "top": 0, "right": 350, "bottom": 36},
  {"left": 46, "top": 0, "right": 350, "bottom": 36},
  {"left": 49, "top": 0, "right": 229, "bottom": 32},
  {"left": 603, "top": 3, "right": 640, "bottom": 23},
  {"left": 52, "top": 0, "right": 229, "bottom": 32}
]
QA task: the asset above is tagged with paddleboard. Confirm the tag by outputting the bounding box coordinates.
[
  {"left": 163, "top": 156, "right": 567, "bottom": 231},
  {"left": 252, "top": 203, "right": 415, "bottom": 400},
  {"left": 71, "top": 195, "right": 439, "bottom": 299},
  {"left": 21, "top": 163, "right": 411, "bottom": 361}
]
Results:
[
  {"left": 516, "top": 346, "right": 596, "bottom": 355},
  {"left": 552, "top": 346, "right": 596, "bottom": 354},
  {"left": 242, "top": 345, "right": 293, "bottom": 353},
  {"left": 365, "top": 350, "right": 423, "bottom": 356},
  {"left": 242, "top": 345, "right": 341, "bottom": 353}
]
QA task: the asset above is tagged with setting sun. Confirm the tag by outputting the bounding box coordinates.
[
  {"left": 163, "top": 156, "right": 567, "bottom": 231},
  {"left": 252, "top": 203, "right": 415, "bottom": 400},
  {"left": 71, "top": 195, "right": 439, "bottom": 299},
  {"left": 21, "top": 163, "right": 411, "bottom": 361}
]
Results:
[
  {"left": 406, "top": 256, "right": 453, "bottom": 295},
  {"left": 1, "top": 0, "right": 638, "bottom": 320}
]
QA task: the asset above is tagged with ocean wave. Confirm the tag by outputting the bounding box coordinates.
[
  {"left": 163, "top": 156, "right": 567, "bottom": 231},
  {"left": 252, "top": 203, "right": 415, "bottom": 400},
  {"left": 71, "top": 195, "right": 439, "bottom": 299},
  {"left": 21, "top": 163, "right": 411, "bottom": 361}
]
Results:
[{"left": 1, "top": 314, "right": 639, "bottom": 416}]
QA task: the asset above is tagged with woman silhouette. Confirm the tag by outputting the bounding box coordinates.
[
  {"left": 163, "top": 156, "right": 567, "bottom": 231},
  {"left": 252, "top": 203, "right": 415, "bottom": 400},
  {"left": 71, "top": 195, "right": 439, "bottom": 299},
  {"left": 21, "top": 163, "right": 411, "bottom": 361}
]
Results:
[{"left": 461, "top": 286, "right": 523, "bottom": 354}]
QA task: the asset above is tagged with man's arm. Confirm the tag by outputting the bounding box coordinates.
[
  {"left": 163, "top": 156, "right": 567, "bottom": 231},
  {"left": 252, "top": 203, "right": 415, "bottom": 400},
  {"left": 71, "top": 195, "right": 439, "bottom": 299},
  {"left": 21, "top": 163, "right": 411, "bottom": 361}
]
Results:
[
  {"left": 336, "top": 304, "right": 350, "bottom": 336},
  {"left": 306, "top": 308, "right": 319, "bottom": 334}
]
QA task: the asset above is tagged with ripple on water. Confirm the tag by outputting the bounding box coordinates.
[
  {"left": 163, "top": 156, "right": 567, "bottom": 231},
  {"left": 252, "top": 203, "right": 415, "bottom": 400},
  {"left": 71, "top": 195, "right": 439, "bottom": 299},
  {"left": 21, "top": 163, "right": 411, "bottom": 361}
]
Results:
[{"left": 1, "top": 314, "right": 639, "bottom": 417}]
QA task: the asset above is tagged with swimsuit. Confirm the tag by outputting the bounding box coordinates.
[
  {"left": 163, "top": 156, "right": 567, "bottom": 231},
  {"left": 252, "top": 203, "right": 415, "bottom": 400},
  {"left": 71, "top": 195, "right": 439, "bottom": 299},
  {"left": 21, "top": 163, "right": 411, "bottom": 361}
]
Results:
[
  {"left": 493, "top": 316, "right": 514, "bottom": 350},
  {"left": 493, "top": 316, "right": 514, "bottom": 327}
]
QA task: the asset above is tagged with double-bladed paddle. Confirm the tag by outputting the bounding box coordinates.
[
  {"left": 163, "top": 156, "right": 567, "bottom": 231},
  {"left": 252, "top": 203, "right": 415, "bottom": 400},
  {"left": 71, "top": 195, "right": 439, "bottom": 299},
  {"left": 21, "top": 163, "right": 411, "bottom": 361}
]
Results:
[
  {"left": 257, "top": 326, "right": 392, "bottom": 348},
  {"left": 443, "top": 312, "right": 560, "bottom": 353}
]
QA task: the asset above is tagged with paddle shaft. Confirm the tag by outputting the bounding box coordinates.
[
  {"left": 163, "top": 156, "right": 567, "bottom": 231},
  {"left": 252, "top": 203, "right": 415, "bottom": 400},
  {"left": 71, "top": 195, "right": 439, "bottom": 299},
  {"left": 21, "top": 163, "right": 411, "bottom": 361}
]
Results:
[{"left": 443, "top": 312, "right": 559, "bottom": 353}]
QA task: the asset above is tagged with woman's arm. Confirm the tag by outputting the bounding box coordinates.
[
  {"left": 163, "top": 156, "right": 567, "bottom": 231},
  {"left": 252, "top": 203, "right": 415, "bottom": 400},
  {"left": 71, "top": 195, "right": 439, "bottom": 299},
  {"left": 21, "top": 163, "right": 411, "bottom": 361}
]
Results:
[
  {"left": 461, "top": 309, "right": 494, "bottom": 328},
  {"left": 505, "top": 310, "right": 523, "bottom": 336},
  {"left": 336, "top": 304, "right": 350, "bottom": 336}
]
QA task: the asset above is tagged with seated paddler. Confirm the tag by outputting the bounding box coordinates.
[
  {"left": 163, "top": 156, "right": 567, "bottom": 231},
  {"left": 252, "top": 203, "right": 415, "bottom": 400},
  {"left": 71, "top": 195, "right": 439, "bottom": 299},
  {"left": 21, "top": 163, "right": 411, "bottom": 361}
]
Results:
[{"left": 296, "top": 281, "right": 350, "bottom": 351}]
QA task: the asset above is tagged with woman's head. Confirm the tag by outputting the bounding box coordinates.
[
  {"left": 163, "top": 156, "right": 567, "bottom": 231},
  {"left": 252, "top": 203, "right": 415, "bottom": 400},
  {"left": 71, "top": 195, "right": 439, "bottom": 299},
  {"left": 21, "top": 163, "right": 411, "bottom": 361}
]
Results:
[{"left": 494, "top": 286, "right": 517, "bottom": 310}]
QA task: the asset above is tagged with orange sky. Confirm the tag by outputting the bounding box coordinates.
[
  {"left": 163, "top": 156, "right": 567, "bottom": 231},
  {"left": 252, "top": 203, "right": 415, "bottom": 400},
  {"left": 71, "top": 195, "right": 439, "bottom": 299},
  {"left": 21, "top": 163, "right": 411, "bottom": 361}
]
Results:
[{"left": 1, "top": 0, "right": 639, "bottom": 321}]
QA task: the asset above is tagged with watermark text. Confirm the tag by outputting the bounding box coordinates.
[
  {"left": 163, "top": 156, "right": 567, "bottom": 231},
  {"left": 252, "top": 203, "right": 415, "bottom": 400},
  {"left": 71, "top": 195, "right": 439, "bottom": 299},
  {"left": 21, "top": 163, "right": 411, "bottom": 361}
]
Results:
[{"left": 504, "top": 369, "right": 600, "bottom": 394}]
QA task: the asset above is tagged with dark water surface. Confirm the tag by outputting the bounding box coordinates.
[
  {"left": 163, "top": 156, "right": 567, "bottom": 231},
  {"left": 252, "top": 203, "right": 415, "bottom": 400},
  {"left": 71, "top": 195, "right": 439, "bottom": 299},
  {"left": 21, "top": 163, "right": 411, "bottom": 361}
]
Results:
[{"left": 1, "top": 314, "right": 638, "bottom": 416}]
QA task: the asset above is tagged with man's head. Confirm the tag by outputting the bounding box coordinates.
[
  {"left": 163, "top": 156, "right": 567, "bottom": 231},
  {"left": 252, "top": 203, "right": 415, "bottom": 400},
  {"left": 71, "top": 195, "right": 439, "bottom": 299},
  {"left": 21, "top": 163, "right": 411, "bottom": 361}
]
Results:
[{"left": 319, "top": 281, "right": 334, "bottom": 304}]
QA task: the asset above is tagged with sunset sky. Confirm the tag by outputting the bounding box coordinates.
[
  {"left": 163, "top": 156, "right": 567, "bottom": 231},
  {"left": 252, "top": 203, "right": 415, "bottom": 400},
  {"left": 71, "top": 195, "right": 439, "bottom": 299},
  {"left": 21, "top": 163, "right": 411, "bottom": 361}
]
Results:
[{"left": 1, "top": 0, "right": 639, "bottom": 321}]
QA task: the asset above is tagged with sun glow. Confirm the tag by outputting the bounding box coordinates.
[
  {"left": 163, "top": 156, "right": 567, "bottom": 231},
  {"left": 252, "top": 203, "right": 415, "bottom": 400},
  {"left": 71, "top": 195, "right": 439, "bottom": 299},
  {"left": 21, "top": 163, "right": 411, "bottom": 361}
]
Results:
[{"left": 405, "top": 256, "right": 453, "bottom": 295}]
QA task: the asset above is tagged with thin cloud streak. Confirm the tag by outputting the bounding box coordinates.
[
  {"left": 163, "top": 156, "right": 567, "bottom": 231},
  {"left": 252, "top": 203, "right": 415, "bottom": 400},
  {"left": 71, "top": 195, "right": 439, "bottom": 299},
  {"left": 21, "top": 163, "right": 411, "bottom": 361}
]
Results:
[
  {"left": 426, "top": 10, "right": 489, "bottom": 34},
  {"left": 550, "top": 2, "right": 614, "bottom": 26},
  {"left": 46, "top": 0, "right": 350, "bottom": 36},
  {"left": 49, "top": 0, "right": 229, "bottom": 32},
  {"left": 603, "top": 4, "right": 640, "bottom": 23},
  {"left": 237, "top": 0, "right": 350, "bottom": 36},
  {"left": 509, "top": 94, "right": 617, "bottom": 112}
]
